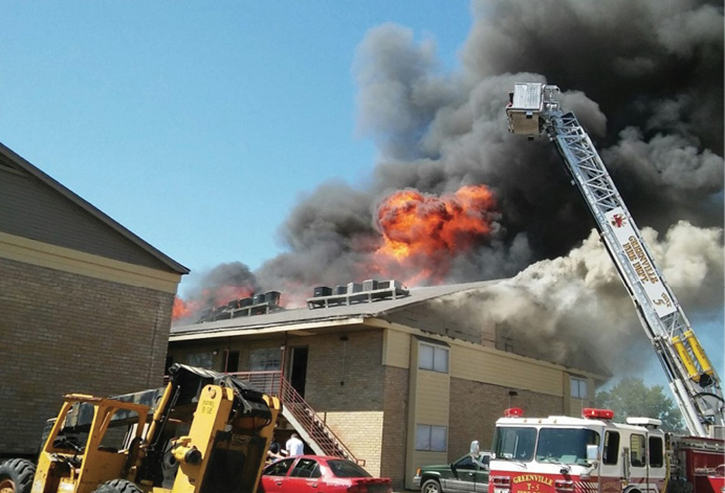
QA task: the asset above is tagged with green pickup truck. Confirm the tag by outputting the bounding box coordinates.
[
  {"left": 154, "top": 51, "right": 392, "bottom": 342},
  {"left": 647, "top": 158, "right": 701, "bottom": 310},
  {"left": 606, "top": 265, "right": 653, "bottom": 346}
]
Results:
[{"left": 413, "top": 443, "right": 491, "bottom": 493}]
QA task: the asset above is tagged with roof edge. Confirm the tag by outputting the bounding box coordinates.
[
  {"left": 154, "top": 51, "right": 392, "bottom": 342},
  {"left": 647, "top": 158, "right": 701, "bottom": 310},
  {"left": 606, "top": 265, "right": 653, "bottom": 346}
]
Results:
[{"left": 0, "top": 142, "right": 190, "bottom": 275}]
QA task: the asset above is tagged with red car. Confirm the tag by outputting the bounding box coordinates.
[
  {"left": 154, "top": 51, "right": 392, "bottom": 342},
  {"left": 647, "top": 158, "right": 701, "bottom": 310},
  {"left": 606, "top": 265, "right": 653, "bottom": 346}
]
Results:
[{"left": 260, "top": 455, "right": 393, "bottom": 493}]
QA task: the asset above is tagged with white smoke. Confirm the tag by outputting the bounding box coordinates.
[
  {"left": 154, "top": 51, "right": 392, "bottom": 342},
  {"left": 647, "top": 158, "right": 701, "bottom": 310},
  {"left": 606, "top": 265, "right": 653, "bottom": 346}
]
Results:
[{"left": 462, "top": 221, "right": 724, "bottom": 376}]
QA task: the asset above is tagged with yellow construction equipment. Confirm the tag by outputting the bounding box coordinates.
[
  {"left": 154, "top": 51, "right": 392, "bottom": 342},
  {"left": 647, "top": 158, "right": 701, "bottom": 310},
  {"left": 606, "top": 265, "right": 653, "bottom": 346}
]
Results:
[{"left": 0, "top": 364, "right": 281, "bottom": 493}]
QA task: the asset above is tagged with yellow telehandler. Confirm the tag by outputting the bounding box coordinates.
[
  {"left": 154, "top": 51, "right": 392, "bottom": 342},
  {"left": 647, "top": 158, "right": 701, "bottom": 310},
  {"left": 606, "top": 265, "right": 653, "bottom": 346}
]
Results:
[{"left": 0, "top": 364, "right": 281, "bottom": 493}]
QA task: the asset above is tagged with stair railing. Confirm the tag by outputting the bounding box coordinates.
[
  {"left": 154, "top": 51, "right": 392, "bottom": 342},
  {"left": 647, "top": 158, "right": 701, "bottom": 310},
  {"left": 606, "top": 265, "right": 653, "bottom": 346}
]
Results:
[{"left": 227, "top": 370, "right": 361, "bottom": 464}]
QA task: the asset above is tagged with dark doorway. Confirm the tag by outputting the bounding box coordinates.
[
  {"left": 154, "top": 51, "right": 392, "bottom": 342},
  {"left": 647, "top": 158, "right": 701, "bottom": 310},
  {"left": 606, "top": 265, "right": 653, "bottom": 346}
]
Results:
[
  {"left": 224, "top": 350, "right": 240, "bottom": 373},
  {"left": 288, "top": 346, "right": 308, "bottom": 397}
]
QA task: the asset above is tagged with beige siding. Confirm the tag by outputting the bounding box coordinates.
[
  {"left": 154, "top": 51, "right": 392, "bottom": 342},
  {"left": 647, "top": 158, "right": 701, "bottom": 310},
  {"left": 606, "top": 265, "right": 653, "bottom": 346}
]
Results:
[
  {"left": 416, "top": 371, "right": 450, "bottom": 423},
  {"left": 411, "top": 450, "right": 449, "bottom": 472},
  {"left": 405, "top": 339, "right": 451, "bottom": 489},
  {"left": 383, "top": 328, "right": 410, "bottom": 369},
  {"left": 0, "top": 232, "right": 181, "bottom": 293},
  {"left": 451, "top": 344, "right": 563, "bottom": 396},
  {"left": 0, "top": 163, "right": 173, "bottom": 271}
]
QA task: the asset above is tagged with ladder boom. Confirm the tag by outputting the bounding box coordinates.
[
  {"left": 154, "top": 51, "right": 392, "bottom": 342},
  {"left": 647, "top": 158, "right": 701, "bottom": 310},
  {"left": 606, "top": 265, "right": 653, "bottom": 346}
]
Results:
[{"left": 506, "top": 82, "right": 724, "bottom": 437}]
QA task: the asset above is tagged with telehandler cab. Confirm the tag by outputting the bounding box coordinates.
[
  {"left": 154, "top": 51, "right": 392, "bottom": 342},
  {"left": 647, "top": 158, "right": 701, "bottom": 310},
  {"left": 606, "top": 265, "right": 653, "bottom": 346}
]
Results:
[{"left": 0, "top": 364, "right": 281, "bottom": 493}]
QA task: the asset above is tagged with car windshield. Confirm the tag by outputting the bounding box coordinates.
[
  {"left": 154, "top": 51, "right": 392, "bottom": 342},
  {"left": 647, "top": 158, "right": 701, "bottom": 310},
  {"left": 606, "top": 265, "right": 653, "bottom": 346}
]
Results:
[
  {"left": 492, "top": 427, "right": 536, "bottom": 462},
  {"left": 536, "top": 428, "right": 600, "bottom": 465},
  {"left": 327, "top": 460, "right": 372, "bottom": 478}
]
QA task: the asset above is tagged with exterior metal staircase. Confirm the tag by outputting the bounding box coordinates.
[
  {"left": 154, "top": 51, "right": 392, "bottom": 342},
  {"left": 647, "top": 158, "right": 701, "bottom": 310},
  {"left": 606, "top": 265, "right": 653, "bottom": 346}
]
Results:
[{"left": 228, "top": 370, "right": 362, "bottom": 464}]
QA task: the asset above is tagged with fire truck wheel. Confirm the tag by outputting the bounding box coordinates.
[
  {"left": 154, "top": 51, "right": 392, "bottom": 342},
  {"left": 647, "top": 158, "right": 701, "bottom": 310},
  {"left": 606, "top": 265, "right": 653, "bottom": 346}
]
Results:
[
  {"left": 422, "top": 478, "right": 441, "bottom": 493},
  {"left": 92, "top": 479, "right": 142, "bottom": 493},
  {"left": 0, "top": 458, "right": 36, "bottom": 493}
]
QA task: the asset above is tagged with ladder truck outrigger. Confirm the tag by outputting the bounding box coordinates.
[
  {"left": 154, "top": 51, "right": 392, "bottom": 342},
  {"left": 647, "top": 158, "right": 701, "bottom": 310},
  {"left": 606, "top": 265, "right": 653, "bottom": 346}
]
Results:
[{"left": 484, "top": 82, "right": 724, "bottom": 493}]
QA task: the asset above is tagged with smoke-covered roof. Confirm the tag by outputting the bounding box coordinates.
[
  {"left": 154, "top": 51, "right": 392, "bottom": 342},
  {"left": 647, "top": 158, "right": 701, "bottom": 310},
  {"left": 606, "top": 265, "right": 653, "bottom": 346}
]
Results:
[
  {"left": 171, "top": 279, "right": 499, "bottom": 337},
  {"left": 170, "top": 278, "right": 610, "bottom": 377}
]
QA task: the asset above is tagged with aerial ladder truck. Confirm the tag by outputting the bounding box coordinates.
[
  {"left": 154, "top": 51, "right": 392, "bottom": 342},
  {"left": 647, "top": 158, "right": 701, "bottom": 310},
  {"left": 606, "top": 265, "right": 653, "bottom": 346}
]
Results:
[
  {"left": 506, "top": 82, "right": 724, "bottom": 438},
  {"left": 482, "top": 83, "right": 724, "bottom": 493}
]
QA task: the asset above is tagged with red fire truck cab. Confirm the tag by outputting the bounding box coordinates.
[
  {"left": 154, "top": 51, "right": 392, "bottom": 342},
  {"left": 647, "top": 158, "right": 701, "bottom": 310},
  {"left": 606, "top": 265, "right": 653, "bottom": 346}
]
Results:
[{"left": 488, "top": 408, "right": 724, "bottom": 493}]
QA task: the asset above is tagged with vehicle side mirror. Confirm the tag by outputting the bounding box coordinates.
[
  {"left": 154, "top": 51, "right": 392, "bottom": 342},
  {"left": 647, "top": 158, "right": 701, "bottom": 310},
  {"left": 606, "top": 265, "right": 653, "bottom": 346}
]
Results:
[
  {"left": 586, "top": 445, "right": 599, "bottom": 467},
  {"left": 469, "top": 440, "right": 480, "bottom": 456}
]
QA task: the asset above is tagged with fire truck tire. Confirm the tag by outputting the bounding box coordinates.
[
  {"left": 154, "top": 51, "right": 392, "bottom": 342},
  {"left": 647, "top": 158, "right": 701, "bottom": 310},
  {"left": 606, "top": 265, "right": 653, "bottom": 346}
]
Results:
[
  {"left": 92, "top": 479, "right": 143, "bottom": 493},
  {"left": 0, "top": 458, "right": 36, "bottom": 493},
  {"left": 422, "top": 478, "right": 442, "bottom": 493}
]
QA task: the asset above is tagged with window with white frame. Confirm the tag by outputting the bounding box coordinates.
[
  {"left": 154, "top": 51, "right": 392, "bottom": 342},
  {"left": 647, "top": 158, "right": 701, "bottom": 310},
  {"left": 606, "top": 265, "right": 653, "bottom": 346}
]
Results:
[
  {"left": 415, "top": 424, "right": 447, "bottom": 452},
  {"left": 419, "top": 343, "right": 449, "bottom": 373},
  {"left": 570, "top": 376, "right": 588, "bottom": 399}
]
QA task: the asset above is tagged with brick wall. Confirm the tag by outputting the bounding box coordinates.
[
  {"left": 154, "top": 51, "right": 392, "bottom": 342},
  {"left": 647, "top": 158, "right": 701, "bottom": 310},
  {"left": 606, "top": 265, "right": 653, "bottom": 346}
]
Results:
[
  {"left": 380, "top": 365, "right": 409, "bottom": 489},
  {"left": 0, "top": 257, "right": 174, "bottom": 456},
  {"left": 448, "top": 378, "right": 564, "bottom": 459},
  {"left": 324, "top": 411, "right": 384, "bottom": 476},
  {"left": 304, "top": 330, "right": 384, "bottom": 412}
]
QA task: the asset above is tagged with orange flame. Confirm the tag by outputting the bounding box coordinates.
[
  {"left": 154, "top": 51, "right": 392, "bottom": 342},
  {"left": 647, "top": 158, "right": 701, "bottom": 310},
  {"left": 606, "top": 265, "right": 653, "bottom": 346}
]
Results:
[
  {"left": 373, "top": 185, "right": 497, "bottom": 284},
  {"left": 172, "top": 296, "right": 198, "bottom": 319},
  {"left": 172, "top": 285, "right": 256, "bottom": 322}
]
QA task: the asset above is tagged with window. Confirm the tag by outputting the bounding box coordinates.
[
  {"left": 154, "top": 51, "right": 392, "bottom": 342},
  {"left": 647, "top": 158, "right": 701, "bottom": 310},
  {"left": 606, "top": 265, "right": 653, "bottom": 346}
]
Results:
[
  {"left": 419, "top": 344, "right": 449, "bottom": 373},
  {"left": 630, "top": 434, "right": 646, "bottom": 468},
  {"left": 492, "top": 427, "right": 536, "bottom": 462},
  {"left": 250, "top": 347, "right": 281, "bottom": 371},
  {"left": 187, "top": 352, "right": 214, "bottom": 369},
  {"left": 570, "top": 376, "right": 588, "bottom": 399},
  {"left": 290, "top": 458, "right": 320, "bottom": 478},
  {"left": 416, "top": 424, "right": 447, "bottom": 452},
  {"left": 536, "top": 428, "right": 600, "bottom": 465},
  {"left": 603, "top": 431, "right": 620, "bottom": 465},
  {"left": 264, "top": 458, "right": 294, "bottom": 477},
  {"left": 327, "top": 460, "right": 372, "bottom": 478},
  {"left": 649, "top": 436, "right": 664, "bottom": 468},
  {"left": 454, "top": 455, "right": 476, "bottom": 470}
]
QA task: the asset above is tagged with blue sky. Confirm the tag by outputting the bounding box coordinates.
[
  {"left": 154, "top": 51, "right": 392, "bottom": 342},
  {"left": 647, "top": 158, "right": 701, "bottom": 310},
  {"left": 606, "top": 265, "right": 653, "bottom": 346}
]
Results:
[{"left": 0, "top": 1, "right": 471, "bottom": 282}]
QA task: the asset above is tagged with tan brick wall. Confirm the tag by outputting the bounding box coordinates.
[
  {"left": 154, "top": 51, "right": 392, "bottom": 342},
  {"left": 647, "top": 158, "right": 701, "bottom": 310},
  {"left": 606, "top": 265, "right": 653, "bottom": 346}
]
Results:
[
  {"left": 448, "top": 378, "right": 564, "bottom": 459},
  {"left": 304, "top": 330, "right": 384, "bottom": 412},
  {"left": 380, "top": 365, "right": 409, "bottom": 488},
  {"left": 0, "top": 257, "right": 174, "bottom": 456},
  {"left": 324, "top": 411, "right": 384, "bottom": 476}
]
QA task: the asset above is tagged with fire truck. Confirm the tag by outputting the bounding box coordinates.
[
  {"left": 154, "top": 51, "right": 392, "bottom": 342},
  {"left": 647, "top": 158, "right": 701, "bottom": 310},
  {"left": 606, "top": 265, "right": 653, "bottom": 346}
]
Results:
[{"left": 490, "top": 83, "right": 725, "bottom": 493}]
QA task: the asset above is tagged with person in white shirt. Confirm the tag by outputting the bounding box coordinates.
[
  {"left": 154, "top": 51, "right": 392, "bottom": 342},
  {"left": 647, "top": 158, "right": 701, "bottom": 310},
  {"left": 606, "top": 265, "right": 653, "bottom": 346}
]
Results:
[{"left": 285, "top": 433, "right": 305, "bottom": 456}]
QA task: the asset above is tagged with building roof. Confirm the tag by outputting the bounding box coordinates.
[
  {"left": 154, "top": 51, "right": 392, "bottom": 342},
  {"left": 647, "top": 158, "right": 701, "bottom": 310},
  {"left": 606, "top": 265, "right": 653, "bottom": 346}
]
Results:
[
  {"left": 0, "top": 142, "right": 189, "bottom": 275},
  {"left": 170, "top": 278, "right": 611, "bottom": 378},
  {"left": 171, "top": 280, "right": 498, "bottom": 337}
]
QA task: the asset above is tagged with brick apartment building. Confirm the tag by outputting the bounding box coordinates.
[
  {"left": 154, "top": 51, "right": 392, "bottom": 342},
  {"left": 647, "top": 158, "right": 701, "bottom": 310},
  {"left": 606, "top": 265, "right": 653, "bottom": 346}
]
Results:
[
  {"left": 0, "top": 143, "right": 188, "bottom": 456},
  {"left": 168, "top": 280, "right": 609, "bottom": 488}
]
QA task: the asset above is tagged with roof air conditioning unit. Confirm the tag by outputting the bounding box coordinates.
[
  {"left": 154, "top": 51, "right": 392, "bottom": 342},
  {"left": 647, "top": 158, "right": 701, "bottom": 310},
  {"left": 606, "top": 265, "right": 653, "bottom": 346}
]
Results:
[
  {"left": 313, "top": 286, "right": 332, "bottom": 297},
  {"left": 362, "top": 279, "right": 378, "bottom": 291}
]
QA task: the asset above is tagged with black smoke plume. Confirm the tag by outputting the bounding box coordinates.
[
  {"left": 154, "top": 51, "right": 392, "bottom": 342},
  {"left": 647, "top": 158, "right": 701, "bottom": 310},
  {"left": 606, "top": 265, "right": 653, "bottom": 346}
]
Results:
[{"left": 255, "top": 0, "right": 723, "bottom": 291}]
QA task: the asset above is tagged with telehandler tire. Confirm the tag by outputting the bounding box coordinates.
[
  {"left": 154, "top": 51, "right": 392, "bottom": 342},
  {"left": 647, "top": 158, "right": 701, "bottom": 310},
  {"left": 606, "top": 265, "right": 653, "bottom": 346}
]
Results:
[
  {"left": 92, "top": 479, "right": 142, "bottom": 493},
  {"left": 0, "top": 458, "right": 36, "bottom": 493}
]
